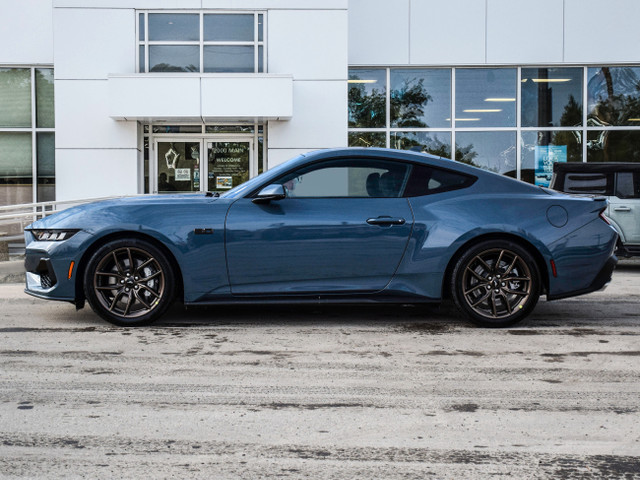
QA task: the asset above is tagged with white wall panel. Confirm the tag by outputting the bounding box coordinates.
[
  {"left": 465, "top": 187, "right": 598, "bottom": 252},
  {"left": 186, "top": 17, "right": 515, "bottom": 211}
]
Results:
[
  {"left": 55, "top": 0, "right": 345, "bottom": 8},
  {"left": 349, "top": 0, "right": 409, "bottom": 65},
  {"left": 266, "top": 148, "right": 315, "bottom": 169},
  {"left": 53, "top": 7, "right": 134, "bottom": 79},
  {"left": 108, "top": 75, "right": 201, "bottom": 121},
  {"left": 268, "top": 81, "right": 347, "bottom": 149},
  {"left": 202, "top": 75, "right": 293, "bottom": 119},
  {"left": 55, "top": 149, "right": 138, "bottom": 201},
  {"left": 487, "top": 0, "right": 563, "bottom": 64},
  {"left": 410, "top": 0, "right": 485, "bottom": 65},
  {"left": 268, "top": 10, "right": 347, "bottom": 80},
  {"left": 56, "top": 80, "right": 137, "bottom": 149},
  {"left": 0, "top": 0, "right": 53, "bottom": 64},
  {"left": 565, "top": 0, "right": 640, "bottom": 63}
]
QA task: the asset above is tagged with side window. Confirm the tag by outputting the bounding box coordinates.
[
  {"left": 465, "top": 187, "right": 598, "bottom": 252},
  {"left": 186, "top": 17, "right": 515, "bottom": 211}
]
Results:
[
  {"left": 403, "top": 165, "right": 475, "bottom": 197},
  {"left": 274, "top": 159, "right": 410, "bottom": 198},
  {"left": 615, "top": 172, "right": 635, "bottom": 198},
  {"left": 564, "top": 173, "right": 613, "bottom": 195}
]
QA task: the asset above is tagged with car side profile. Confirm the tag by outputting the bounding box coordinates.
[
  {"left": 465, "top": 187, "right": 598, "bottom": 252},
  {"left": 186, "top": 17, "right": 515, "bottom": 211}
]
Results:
[
  {"left": 24, "top": 148, "right": 618, "bottom": 328},
  {"left": 550, "top": 162, "right": 640, "bottom": 257}
]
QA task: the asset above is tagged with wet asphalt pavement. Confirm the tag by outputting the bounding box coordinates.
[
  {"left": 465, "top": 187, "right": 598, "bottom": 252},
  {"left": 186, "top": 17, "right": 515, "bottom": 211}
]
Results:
[{"left": 1, "top": 261, "right": 639, "bottom": 479}]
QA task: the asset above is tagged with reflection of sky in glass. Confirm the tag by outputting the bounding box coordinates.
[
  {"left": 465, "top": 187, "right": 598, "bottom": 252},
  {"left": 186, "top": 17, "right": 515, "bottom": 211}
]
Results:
[
  {"left": 521, "top": 68, "right": 583, "bottom": 127},
  {"left": 588, "top": 67, "right": 640, "bottom": 126},
  {"left": 391, "top": 69, "right": 450, "bottom": 128},
  {"left": 348, "top": 69, "right": 387, "bottom": 128},
  {"left": 456, "top": 131, "right": 516, "bottom": 175},
  {"left": 149, "top": 46, "right": 199, "bottom": 72},
  {"left": 456, "top": 69, "right": 516, "bottom": 127},
  {"left": 204, "top": 46, "right": 254, "bottom": 73},
  {"left": 391, "top": 131, "right": 451, "bottom": 158},
  {"left": 204, "top": 14, "right": 254, "bottom": 42},
  {"left": 149, "top": 14, "right": 199, "bottom": 41}
]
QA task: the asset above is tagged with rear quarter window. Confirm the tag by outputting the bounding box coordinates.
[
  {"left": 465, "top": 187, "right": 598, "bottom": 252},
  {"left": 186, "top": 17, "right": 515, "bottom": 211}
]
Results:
[{"left": 403, "top": 165, "right": 476, "bottom": 197}]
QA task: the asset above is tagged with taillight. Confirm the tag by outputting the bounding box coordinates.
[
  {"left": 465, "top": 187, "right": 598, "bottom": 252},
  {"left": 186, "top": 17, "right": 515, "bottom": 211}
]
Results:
[{"left": 599, "top": 209, "right": 611, "bottom": 225}]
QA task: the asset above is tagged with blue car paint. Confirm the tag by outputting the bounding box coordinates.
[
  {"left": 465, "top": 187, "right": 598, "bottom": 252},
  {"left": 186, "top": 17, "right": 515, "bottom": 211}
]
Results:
[{"left": 24, "top": 148, "right": 618, "bottom": 309}]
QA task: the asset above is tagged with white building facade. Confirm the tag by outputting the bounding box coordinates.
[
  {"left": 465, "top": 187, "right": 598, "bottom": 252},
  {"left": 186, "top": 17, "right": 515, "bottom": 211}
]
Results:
[{"left": 1, "top": 0, "right": 640, "bottom": 205}]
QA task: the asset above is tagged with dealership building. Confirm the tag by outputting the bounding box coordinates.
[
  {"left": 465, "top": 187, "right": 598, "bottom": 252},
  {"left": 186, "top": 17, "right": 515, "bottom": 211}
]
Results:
[{"left": 1, "top": 0, "right": 640, "bottom": 206}]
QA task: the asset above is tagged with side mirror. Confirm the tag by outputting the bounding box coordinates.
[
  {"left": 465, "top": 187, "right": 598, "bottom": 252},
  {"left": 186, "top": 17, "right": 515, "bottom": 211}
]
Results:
[{"left": 252, "top": 184, "right": 287, "bottom": 204}]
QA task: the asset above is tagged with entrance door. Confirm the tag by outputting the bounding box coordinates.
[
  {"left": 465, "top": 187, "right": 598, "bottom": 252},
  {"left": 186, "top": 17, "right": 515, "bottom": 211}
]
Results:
[
  {"left": 154, "top": 139, "right": 253, "bottom": 194},
  {"left": 206, "top": 140, "right": 253, "bottom": 193},
  {"left": 155, "top": 140, "right": 202, "bottom": 193}
]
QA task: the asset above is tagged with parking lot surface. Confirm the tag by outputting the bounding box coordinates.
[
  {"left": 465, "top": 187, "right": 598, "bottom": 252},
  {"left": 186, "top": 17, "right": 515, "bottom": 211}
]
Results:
[{"left": 1, "top": 262, "right": 639, "bottom": 479}]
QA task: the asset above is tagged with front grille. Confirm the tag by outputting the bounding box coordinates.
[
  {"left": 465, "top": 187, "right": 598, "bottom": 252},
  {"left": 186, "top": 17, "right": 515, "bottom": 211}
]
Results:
[{"left": 40, "top": 273, "right": 54, "bottom": 289}]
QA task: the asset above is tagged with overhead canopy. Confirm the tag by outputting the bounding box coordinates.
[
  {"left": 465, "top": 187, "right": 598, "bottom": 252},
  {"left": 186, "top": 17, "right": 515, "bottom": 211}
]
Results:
[{"left": 108, "top": 73, "right": 293, "bottom": 123}]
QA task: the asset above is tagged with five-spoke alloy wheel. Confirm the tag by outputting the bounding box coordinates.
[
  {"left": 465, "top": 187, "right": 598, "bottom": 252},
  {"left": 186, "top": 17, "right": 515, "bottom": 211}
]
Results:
[
  {"left": 84, "top": 239, "right": 175, "bottom": 326},
  {"left": 451, "top": 240, "right": 540, "bottom": 327}
]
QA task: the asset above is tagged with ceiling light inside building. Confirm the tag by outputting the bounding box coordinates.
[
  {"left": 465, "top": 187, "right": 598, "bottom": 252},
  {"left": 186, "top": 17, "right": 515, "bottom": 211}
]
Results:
[
  {"left": 463, "top": 109, "right": 502, "bottom": 113},
  {"left": 485, "top": 98, "right": 516, "bottom": 102},
  {"left": 348, "top": 79, "right": 377, "bottom": 84},
  {"left": 531, "top": 78, "right": 571, "bottom": 83}
]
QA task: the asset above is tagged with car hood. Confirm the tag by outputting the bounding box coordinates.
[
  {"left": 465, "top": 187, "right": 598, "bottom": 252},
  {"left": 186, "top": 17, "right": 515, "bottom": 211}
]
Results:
[{"left": 27, "top": 194, "right": 227, "bottom": 231}]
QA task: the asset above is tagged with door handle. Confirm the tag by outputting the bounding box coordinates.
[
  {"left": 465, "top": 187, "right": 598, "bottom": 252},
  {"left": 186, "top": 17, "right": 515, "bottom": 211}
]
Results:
[
  {"left": 613, "top": 206, "right": 631, "bottom": 212},
  {"left": 366, "top": 216, "right": 406, "bottom": 226}
]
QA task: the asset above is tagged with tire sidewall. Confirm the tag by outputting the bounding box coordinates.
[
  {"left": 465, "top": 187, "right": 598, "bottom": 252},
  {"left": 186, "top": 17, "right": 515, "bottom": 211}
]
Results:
[
  {"left": 84, "top": 238, "right": 175, "bottom": 326},
  {"left": 451, "top": 239, "right": 541, "bottom": 328}
]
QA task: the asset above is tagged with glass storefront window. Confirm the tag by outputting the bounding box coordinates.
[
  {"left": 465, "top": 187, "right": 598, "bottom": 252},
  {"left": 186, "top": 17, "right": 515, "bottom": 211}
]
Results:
[
  {"left": 139, "top": 11, "right": 265, "bottom": 73},
  {"left": 204, "top": 46, "right": 254, "bottom": 73},
  {"left": 588, "top": 67, "right": 640, "bottom": 126},
  {"left": 37, "top": 132, "right": 55, "bottom": 202},
  {"left": 149, "top": 45, "right": 199, "bottom": 72},
  {"left": 1, "top": 67, "right": 55, "bottom": 206},
  {"left": 348, "top": 69, "right": 386, "bottom": 128},
  {"left": 455, "top": 131, "right": 516, "bottom": 177},
  {"left": 204, "top": 14, "right": 254, "bottom": 42},
  {"left": 390, "top": 69, "right": 451, "bottom": 128},
  {"left": 0, "top": 68, "right": 31, "bottom": 128},
  {"left": 348, "top": 132, "right": 386, "bottom": 148},
  {"left": 587, "top": 130, "right": 640, "bottom": 162},
  {"left": 521, "top": 130, "right": 582, "bottom": 185},
  {"left": 35, "top": 68, "right": 55, "bottom": 128},
  {"left": 521, "top": 68, "right": 582, "bottom": 127},
  {"left": 391, "top": 131, "right": 451, "bottom": 158},
  {"left": 148, "top": 13, "right": 199, "bottom": 41},
  {"left": 456, "top": 68, "right": 516, "bottom": 127},
  {"left": 0, "top": 133, "right": 33, "bottom": 205}
]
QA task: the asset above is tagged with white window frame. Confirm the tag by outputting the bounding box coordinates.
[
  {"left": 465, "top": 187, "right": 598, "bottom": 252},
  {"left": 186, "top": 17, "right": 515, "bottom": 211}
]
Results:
[{"left": 137, "top": 10, "right": 266, "bottom": 74}]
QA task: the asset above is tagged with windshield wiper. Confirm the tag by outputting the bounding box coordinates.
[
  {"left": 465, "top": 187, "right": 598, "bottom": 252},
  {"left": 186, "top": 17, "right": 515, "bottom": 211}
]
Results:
[{"left": 205, "top": 191, "right": 220, "bottom": 197}]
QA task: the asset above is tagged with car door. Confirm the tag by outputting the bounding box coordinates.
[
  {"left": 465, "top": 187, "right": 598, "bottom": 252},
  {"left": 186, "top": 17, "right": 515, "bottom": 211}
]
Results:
[
  {"left": 608, "top": 171, "right": 640, "bottom": 244},
  {"left": 224, "top": 158, "right": 414, "bottom": 295}
]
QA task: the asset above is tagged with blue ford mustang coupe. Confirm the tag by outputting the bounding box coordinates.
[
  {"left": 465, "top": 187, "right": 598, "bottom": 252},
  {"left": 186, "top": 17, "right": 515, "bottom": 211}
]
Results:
[{"left": 24, "top": 148, "right": 618, "bottom": 327}]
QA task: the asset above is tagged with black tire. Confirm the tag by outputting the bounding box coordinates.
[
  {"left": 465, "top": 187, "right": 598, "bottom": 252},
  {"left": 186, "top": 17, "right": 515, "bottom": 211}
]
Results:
[
  {"left": 84, "top": 238, "right": 175, "bottom": 326},
  {"left": 450, "top": 239, "right": 540, "bottom": 328}
]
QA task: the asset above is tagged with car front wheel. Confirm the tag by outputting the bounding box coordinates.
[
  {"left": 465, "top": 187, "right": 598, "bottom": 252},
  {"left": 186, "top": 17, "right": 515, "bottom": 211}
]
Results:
[
  {"left": 84, "top": 239, "right": 175, "bottom": 326},
  {"left": 451, "top": 240, "right": 540, "bottom": 327}
]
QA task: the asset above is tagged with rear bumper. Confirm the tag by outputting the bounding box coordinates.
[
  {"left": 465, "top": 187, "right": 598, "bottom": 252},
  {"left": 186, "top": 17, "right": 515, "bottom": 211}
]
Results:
[{"left": 547, "top": 255, "right": 617, "bottom": 301}]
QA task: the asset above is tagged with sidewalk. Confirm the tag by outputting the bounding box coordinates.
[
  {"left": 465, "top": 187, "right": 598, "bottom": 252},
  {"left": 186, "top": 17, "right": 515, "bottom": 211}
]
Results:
[{"left": 0, "top": 260, "right": 24, "bottom": 284}]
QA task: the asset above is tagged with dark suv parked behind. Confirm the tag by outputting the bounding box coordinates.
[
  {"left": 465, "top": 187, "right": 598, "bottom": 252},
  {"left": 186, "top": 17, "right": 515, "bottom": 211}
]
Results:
[{"left": 550, "top": 162, "right": 640, "bottom": 257}]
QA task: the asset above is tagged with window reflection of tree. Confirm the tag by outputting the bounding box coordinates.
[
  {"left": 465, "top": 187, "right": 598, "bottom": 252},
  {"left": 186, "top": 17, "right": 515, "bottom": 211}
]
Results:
[
  {"left": 150, "top": 63, "right": 198, "bottom": 72},
  {"left": 390, "top": 78, "right": 432, "bottom": 128},
  {"left": 588, "top": 67, "right": 640, "bottom": 161}
]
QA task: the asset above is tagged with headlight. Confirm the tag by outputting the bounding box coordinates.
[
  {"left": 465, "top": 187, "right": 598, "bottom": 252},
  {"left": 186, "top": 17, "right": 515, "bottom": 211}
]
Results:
[{"left": 29, "top": 229, "right": 80, "bottom": 241}]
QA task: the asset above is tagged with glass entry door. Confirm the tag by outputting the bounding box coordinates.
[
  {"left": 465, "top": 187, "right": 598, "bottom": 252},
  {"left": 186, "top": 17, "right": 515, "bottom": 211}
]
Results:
[
  {"left": 154, "top": 138, "right": 253, "bottom": 194},
  {"left": 155, "top": 140, "right": 202, "bottom": 193},
  {"left": 207, "top": 140, "right": 253, "bottom": 193}
]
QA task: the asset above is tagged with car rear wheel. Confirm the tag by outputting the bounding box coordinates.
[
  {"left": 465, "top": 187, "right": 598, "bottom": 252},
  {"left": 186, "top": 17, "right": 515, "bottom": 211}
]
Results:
[
  {"left": 451, "top": 240, "right": 540, "bottom": 327},
  {"left": 84, "top": 239, "right": 175, "bottom": 326}
]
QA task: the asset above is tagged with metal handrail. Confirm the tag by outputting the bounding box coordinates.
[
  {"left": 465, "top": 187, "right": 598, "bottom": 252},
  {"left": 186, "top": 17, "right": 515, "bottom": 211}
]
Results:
[{"left": 0, "top": 196, "right": 133, "bottom": 258}]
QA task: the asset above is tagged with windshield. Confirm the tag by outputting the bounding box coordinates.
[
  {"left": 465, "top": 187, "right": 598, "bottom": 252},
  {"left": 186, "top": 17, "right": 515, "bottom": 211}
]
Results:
[{"left": 220, "top": 154, "right": 306, "bottom": 199}]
